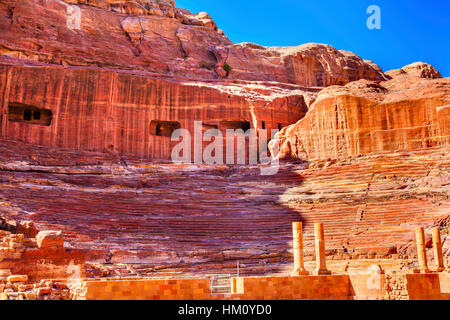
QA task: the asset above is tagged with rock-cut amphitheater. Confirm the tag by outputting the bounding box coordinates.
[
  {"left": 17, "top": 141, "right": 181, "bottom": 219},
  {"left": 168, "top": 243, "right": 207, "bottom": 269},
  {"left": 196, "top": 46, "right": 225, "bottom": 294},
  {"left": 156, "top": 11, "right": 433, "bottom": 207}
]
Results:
[{"left": 0, "top": 0, "right": 448, "bottom": 300}]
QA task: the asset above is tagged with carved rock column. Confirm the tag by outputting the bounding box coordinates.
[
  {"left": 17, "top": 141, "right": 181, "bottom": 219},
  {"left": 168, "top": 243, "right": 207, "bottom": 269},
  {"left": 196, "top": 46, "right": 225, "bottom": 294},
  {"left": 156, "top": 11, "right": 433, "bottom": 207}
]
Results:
[
  {"left": 414, "top": 227, "right": 430, "bottom": 274},
  {"left": 432, "top": 227, "right": 445, "bottom": 272},
  {"left": 291, "top": 222, "right": 309, "bottom": 276},
  {"left": 314, "top": 223, "right": 331, "bottom": 275}
]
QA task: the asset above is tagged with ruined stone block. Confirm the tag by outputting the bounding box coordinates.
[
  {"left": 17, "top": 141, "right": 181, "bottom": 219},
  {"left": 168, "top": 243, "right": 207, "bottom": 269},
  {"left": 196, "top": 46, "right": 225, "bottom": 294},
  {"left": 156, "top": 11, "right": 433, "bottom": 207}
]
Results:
[
  {"left": 36, "top": 231, "right": 64, "bottom": 249},
  {"left": 7, "top": 275, "right": 28, "bottom": 283}
]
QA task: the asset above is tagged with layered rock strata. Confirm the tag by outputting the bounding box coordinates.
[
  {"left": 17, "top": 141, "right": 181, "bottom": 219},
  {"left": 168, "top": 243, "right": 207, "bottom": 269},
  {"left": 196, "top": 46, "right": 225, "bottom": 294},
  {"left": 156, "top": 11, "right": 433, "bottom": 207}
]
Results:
[
  {"left": 0, "top": 0, "right": 385, "bottom": 84},
  {"left": 0, "top": 140, "right": 447, "bottom": 276},
  {"left": 275, "top": 73, "right": 450, "bottom": 161},
  {"left": 0, "top": 0, "right": 391, "bottom": 161},
  {"left": 0, "top": 63, "right": 312, "bottom": 159}
]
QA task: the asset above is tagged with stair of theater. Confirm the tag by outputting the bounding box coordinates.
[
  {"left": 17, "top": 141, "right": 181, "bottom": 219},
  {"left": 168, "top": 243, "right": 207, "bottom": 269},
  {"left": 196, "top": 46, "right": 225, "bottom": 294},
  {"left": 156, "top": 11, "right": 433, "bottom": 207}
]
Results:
[
  {"left": 209, "top": 274, "right": 233, "bottom": 295},
  {"left": 0, "top": 139, "right": 448, "bottom": 273},
  {"left": 5, "top": 191, "right": 446, "bottom": 261},
  {"left": 6, "top": 186, "right": 446, "bottom": 255},
  {"left": 284, "top": 153, "right": 449, "bottom": 254}
]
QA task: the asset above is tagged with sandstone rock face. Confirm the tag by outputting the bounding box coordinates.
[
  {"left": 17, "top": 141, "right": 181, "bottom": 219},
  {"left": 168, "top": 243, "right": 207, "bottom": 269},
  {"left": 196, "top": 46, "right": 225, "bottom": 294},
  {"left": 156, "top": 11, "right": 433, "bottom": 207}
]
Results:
[
  {"left": 0, "top": 63, "right": 310, "bottom": 159},
  {"left": 0, "top": 0, "right": 390, "bottom": 161},
  {"left": 0, "top": 0, "right": 384, "bottom": 85},
  {"left": 275, "top": 74, "right": 450, "bottom": 161},
  {"left": 221, "top": 43, "right": 387, "bottom": 86},
  {"left": 386, "top": 62, "right": 442, "bottom": 79}
]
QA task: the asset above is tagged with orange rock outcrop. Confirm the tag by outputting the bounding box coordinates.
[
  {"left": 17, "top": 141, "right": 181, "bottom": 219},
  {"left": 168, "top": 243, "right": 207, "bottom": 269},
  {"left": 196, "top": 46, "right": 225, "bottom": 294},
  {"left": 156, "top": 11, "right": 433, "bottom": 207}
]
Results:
[
  {"left": 275, "top": 75, "right": 450, "bottom": 161},
  {"left": 0, "top": 0, "right": 385, "bottom": 85},
  {"left": 0, "top": 0, "right": 391, "bottom": 160}
]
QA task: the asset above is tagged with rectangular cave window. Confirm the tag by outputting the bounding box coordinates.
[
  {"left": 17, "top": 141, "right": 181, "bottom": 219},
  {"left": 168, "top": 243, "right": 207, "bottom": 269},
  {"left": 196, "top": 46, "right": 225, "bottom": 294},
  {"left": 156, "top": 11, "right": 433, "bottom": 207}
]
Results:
[
  {"left": 219, "top": 120, "right": 251, "bottom": 131},
  {"left": 150, "top": 120, "right": 181, "bottom": 137},
  {"left": 33, "top": 110, "right": 41, "bottom": 120},
  {"left": 24, "top": 109, "right": 32, "bottom": 121},
  {"left": 202, "top": 123, "right": 220, "bottom": 136},
  {"left": 261, "top": 121, "right": 266, "bottom": 130},
  {"left": 202, "top": 123, "right": 218, "bottom": 130},
  {"left": 8, "top": 103, "right": 52, "bottom": 126}
]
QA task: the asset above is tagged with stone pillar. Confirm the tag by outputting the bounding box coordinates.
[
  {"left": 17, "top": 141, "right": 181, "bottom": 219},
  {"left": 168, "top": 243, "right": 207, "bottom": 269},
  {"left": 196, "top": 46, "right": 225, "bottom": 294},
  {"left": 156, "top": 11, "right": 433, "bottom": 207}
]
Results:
[
  {"left": 414, "top": 227, "right": 430, "bottom": 274},
  {"left": 432, "top": 227, "right": 445, "bottom": 272},
  {"left": 291, "top": 222, "right": 309, "bottom": 276},
  {"left": 314, "top": 223, "right": 331, "bottom": 275}
]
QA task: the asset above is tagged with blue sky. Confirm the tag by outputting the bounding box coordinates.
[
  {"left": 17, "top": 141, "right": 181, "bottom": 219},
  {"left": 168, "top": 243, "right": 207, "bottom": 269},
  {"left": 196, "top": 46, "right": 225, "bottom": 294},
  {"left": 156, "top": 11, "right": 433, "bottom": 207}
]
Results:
[{"left": 176, "top": 0, "right": 450, "bottom": 77}]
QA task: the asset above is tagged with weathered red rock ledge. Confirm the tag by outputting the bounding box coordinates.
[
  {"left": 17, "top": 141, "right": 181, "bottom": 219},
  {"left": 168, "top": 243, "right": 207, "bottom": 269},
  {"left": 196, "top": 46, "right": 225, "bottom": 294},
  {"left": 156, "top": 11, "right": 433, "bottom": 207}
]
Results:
[
  {"left": 275, "top": 69, "right": 449, "bottom": 161},
  {"left": 0, "top": 0, "right": 385, "bottom": 85}
]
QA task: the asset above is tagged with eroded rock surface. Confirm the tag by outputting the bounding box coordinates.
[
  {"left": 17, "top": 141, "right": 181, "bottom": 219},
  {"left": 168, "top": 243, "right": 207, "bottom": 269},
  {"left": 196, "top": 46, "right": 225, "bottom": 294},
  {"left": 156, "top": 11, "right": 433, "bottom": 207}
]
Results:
[
  {"left": 275, "top": 74, "right": 450, "bottom": 161},
  {"left": 0, "top": 0, "right": 385, "bottom": 85},
  {"left": 386, "top": 62, "right": 442, "bottom": 79}
]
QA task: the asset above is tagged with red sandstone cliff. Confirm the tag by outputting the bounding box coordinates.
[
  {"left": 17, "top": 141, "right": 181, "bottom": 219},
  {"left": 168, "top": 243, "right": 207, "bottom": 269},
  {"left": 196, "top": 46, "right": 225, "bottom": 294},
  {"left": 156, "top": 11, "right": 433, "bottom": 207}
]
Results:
[
  {"left": 274, "top": 64, "right": 449, "bottom": 160},
  {"left": 0, "top": 0, "right": 393, "bottom": 159},
  {"left": 0, "top": 0, "right": 385, "bottom": 85},
  {"left": 1, "top": 0, "right": 447, "bottom": 163},
  {"left": 0, "top": 63, "right": 314, "bottom": 159}
]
